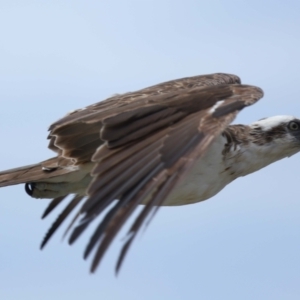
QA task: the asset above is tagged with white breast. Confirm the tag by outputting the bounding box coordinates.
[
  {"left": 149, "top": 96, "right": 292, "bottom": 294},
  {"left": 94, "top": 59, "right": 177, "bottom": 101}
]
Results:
[{"left": 164, "top": 134, "right": 233, "bottom": 206}]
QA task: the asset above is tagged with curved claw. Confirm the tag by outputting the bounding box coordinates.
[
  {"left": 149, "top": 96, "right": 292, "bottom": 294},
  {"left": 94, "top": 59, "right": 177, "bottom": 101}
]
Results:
[{"left": 25, "top": 183, "right": 35, "bottom": 196}]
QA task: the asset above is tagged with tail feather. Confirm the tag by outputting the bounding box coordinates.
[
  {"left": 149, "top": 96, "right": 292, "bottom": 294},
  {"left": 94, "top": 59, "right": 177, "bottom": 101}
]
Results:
[{"left": 0, "top": 157, "right": 76, "bottom": 188}]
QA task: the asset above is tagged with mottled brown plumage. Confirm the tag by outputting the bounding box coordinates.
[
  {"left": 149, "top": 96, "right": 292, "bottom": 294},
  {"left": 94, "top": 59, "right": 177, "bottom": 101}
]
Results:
[{"left": 0, "top": 73, "right": 265, "bottom": 273}]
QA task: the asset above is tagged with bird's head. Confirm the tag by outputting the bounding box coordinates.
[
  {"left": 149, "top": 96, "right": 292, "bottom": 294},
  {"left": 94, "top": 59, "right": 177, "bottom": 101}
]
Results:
[{"left": 249, "top": 115, "right": 300, "bottom": 158}]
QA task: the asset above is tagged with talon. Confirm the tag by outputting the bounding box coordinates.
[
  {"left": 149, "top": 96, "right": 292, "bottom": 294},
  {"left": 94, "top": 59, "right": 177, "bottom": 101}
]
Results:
[{"left": 25, "top": 183, "right": 35, "bottom": 196}]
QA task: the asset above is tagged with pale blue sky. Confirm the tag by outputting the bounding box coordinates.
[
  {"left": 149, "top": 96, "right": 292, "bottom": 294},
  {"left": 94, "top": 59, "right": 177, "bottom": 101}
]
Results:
[{"left": 1, "top": 1, "right": 300, "bottom": 299}]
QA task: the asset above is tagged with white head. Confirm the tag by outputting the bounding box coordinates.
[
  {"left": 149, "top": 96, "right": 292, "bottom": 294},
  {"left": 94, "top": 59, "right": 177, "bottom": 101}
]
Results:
[
  {"left": 251, "top": 115, "right": 296, "bottom": 131},
  {"left": 227, "top": 115, "right": 300, "bottom": 178},
  {"left": 249, "top": 115, "right": 300, "bottom": 158}
]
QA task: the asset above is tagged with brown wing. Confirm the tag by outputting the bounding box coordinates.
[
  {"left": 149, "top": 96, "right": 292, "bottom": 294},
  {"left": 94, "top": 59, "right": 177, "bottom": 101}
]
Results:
[
  {"left": 47, "top": 73, "right": 241, "bottom": 163},
  {"left": 39, "top": 73, "right": 263, "bottom": 273}
]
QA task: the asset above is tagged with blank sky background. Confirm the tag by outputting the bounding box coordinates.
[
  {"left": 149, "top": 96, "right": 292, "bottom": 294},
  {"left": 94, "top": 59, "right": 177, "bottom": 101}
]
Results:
[{"left": 0, "top": 1, "right": 300, "bottom": 299}]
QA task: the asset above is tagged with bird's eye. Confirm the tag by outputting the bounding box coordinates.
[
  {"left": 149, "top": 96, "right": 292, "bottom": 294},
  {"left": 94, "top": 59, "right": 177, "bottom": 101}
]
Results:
[{"left": 288, "top": 121, "right": 300, "bottom": 131}]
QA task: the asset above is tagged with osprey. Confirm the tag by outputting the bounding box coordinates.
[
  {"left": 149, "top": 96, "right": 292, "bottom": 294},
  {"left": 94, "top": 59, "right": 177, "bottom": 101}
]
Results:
[{"left": 1, "top": 73, "right": 299, "bottom": 273}]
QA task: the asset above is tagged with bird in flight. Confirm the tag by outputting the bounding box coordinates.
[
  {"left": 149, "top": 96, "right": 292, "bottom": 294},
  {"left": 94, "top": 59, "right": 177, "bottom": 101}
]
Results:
[{"left": 0, "top": 73, "right": 299, "bottom": 274}]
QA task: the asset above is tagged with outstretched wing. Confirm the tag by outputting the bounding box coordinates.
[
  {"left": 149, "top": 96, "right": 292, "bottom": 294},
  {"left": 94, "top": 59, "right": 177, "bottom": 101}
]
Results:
[{"left": 39, "top": 73, "right": 263, "bottom": 273}]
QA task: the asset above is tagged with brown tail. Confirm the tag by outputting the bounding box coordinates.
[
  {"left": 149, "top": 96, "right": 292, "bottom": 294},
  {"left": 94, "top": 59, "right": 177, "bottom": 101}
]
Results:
[{"left": 0, "top": 157, "right": 76, "bottom": 188}]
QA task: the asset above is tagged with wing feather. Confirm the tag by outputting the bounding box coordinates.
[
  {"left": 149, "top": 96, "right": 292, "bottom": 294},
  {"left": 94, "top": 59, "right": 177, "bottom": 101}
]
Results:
[
  {"left": 40, "top": 195, "right": 84, "bottom": 248},
  {"left": 41, "top": 195, "right": 67, "bottom": 219},
  {"left": 32, "top": 73, "right": 263, "bottom": 273},
  {"left": 48, "top": 73, "right": 240, "bottom": 162},
  {"left": 0, "top": 157, "right": 75, "bottom": 187}
]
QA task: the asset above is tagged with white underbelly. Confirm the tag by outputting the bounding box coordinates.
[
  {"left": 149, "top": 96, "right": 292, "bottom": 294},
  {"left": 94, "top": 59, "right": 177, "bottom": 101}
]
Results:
[{"left": 163, "top": 135, "right": 233, "bottom": 206}]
